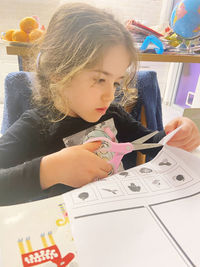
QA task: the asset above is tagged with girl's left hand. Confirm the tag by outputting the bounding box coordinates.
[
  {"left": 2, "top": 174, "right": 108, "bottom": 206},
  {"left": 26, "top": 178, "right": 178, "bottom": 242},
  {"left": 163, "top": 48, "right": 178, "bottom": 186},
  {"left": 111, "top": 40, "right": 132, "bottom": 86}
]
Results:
[{"left": 164, "top": 117, "right": 200, "bottom": 152}]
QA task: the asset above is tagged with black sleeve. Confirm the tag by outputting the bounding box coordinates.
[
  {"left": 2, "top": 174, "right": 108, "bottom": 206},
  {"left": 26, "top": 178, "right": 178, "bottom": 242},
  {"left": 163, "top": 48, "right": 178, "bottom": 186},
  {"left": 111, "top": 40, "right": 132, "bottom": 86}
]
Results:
[
  {"left": 0, "top": 158, "right": 45, "bottom": 205},
  {"left": 0, "top": 110, "right": 46, "bottom": 167},
  {"left": 0, "top": 110, "right": 47, "bottom": 205}
]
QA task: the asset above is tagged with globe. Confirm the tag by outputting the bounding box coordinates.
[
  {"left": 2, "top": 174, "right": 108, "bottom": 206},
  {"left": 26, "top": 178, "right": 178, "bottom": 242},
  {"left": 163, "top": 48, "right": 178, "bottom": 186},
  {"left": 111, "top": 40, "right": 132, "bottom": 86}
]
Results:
[{"left": 170, "top": 0, "right": 200, "bottom": 40}]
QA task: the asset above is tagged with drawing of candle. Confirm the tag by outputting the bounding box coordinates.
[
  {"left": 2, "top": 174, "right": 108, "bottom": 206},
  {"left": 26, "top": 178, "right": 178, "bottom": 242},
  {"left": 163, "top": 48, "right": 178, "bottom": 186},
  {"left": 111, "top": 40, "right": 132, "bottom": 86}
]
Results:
[
  {"left": 40, "top": 233, "right": 48, "bottom": 248},
  {"left": 26, "top": 237, "right": 33, "bottom": 252},
  {"left": 48, "top": 231, "right": 55, "bottom": 245},
  {"left": 59, "top": 203, "right": 66, "bottom": 215},
  {"left": 56, "top": 203, "right": 70, "bottom": 226},
  {"left": 18, "top": 232, "right": 76, "bottom": 267},
  {"left": 18, "top": 238, "right": 25, "bottom": 254}
]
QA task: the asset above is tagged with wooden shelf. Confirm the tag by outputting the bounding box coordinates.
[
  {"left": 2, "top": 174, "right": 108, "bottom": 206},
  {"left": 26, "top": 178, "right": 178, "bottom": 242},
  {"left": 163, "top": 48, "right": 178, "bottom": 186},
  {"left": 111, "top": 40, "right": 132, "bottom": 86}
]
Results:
[
  {"left": 4, "top": 44, "right": 200, "bottom": 71},
  {"left": 138, "top": 53, "right": 200, "bottom": 63},
  {"left": 6, "top": 44, "right": 34, "bottom": 71},
  {"left": 6, "top": 45, "right": 32, "bottom": 57}
]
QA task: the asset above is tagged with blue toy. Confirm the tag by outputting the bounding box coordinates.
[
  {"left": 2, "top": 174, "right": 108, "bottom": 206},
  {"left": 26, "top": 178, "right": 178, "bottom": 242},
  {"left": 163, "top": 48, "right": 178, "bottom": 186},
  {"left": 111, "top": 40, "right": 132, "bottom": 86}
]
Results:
[{"left": 140, "top": 35, "right": 164, "bottom": 54}]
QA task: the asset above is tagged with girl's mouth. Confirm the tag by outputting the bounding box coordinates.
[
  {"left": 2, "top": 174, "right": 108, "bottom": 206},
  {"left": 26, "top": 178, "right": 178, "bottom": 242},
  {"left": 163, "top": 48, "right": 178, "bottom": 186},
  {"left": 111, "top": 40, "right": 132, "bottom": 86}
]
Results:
[{"left": 96, "top": 107, "right": 107, "bottom": 114}]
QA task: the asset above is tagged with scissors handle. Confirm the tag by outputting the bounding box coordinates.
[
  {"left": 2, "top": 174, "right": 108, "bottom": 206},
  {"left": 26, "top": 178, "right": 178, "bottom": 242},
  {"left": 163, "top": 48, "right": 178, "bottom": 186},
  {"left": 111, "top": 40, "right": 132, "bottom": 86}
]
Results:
[
  {"left": 84, "top": 137, "right": 133, "bottom": 173},
  {"left": 84, "top": 137, "right": 133, "bottom": 154},
  {"left": 109, "top": 153, "right": 124, "bottom": 173},
  {"left": 84, "top": 133, "right": 163, "bottom": 174}
]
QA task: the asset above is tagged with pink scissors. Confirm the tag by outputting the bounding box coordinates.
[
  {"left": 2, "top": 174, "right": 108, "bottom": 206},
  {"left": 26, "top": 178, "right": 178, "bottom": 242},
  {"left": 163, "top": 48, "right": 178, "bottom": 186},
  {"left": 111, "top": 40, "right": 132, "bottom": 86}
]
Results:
[{"left": 84, "top": 131, "right": 163, "bottom": 173}]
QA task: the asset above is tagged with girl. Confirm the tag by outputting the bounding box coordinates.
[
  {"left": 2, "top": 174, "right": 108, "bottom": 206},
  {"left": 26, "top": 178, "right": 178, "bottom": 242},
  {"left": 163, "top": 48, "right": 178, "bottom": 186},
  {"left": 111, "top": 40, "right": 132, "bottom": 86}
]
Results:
[{"left": 0, "top": 3, "right": 199, "bottom": 205}]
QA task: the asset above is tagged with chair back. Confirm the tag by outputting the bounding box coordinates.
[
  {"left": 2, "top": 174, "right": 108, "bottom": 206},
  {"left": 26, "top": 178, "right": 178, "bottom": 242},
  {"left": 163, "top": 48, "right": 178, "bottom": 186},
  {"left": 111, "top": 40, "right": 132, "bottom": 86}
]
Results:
[{"left": 1, "top": 71, "right": 33, "bottom": 134}]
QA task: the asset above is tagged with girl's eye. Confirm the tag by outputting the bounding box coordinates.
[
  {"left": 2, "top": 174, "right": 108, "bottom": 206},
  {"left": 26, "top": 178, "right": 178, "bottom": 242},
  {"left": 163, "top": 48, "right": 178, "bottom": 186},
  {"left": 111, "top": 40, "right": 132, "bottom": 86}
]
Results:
[
  {"left": 98, "top": 78, "right": 105, "bottom": 83},
  {"left": 93, "top": 78, "right": 105, "bottom": 84}
]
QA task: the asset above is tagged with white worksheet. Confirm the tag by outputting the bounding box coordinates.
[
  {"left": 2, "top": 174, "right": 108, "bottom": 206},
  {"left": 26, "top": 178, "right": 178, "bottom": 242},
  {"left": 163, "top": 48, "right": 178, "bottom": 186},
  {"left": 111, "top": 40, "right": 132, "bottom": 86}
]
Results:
[{"left": 63, "top": 145, "right": 200, "bottom": 267}]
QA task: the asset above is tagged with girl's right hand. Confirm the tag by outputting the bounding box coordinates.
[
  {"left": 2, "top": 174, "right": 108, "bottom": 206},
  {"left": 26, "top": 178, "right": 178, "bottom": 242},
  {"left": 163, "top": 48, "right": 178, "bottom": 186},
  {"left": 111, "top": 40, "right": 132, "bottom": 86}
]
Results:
[{"left": 40, "top": 141, "right": 113, "bottom": 189}]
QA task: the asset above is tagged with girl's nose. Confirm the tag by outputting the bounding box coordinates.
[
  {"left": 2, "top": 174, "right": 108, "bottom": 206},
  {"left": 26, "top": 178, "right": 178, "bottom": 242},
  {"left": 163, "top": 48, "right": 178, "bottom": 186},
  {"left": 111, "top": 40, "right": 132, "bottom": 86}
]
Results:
[{"left": 102, "top": 84, "right": 115, "bottom": 103}]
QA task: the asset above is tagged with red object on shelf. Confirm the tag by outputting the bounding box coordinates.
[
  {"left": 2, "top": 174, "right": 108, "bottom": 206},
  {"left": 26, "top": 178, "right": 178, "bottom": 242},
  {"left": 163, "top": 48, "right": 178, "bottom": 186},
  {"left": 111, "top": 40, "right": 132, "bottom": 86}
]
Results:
[
  {"left": 165, "top": 26, "right": 171, "bottom": 33},
  {"left": 126, "top": 19, "right": 163, "bottom": 37}
]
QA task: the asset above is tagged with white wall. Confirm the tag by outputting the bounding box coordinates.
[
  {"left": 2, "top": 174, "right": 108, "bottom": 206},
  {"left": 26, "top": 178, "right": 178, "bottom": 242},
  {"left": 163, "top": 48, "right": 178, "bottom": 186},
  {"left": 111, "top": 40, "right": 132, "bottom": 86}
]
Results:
[
  {"left": 60, "top": 0, "right": 164, "bottom": 26},
  {"left": 0, "top": 0, "right": 170, "bottom": 103},
  {"left": 0, "top": 0, "right": 59, "bottom": 34}
]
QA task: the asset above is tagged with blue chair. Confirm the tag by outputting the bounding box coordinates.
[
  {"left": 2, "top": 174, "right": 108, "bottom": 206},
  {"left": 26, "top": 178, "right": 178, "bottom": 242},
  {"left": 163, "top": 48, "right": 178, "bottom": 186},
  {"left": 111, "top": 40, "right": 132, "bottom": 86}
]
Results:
[
  {"left": 1, "top": 72, "right": 33, "bottom": 134},
  {"left": 132, "top": 71, "right": 163, "bottom": 131}
]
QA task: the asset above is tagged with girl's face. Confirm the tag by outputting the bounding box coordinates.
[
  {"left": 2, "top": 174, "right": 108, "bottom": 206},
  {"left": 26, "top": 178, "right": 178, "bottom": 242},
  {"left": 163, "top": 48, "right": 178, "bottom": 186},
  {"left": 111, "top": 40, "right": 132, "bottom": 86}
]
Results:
[{"left": 64, "top": 44, "right": 130, "bottom": 122}]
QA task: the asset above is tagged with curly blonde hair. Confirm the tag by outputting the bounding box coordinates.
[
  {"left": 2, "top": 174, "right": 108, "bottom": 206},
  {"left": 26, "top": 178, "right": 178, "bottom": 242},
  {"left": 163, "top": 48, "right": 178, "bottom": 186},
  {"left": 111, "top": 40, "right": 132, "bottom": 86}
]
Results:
[{"left": 32, "top": 2, "right": 138, "bottom": 120}]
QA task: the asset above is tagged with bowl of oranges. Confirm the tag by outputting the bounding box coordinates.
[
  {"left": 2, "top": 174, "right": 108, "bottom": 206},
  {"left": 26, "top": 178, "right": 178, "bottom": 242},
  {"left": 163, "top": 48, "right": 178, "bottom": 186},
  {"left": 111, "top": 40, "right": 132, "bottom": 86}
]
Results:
[{"left": 1, "top": 16, "right": 45, "bottom": 46}]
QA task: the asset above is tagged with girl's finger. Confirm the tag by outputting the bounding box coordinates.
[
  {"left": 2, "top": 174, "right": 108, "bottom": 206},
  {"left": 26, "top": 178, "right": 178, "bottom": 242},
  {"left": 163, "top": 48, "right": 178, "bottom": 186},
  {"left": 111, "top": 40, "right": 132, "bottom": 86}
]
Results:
[
  {"left": 92, "top": 169, "right": 111, "bottom": 182},
  {"left": 167, "top": 133, "right": 194, "bottom": 147},
  {"left": 81, "top": 141, "right": 102, "bottom": 152}
]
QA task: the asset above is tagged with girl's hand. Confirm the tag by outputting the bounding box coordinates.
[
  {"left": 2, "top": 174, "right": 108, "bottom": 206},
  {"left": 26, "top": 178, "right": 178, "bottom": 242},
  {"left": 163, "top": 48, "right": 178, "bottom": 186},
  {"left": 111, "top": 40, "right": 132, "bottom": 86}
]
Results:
[
  {"left": 164, "top": 117, "right": 200, "bottom": 152},
  {"left": 40, "top": 141, "right": 113, "bottom": 190}
]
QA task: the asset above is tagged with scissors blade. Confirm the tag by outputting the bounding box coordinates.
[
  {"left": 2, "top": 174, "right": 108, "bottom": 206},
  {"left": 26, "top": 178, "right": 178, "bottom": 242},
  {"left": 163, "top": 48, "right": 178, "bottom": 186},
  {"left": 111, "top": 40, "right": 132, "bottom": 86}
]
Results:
[
  {"left": 132, "top": 143, "right": 163, "bottom": 151},
  {"left": 132, "top": 131, "right": 159, "bottom": 144}
]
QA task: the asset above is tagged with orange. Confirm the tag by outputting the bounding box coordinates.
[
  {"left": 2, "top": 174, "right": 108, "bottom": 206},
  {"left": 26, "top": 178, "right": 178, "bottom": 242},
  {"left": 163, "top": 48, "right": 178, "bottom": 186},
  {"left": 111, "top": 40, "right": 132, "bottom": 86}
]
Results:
[
  {"left": 29, "top": 28, "right": 44, "bottom": 42},
  {"left": 4, "top": 29, "right": 15, "bottom": 41},
  {"left": 12, "top": 30, "right": 29, "bottom": 42},
  {"left": 20, "top": 17, "right": 39, "bottom": 34}
]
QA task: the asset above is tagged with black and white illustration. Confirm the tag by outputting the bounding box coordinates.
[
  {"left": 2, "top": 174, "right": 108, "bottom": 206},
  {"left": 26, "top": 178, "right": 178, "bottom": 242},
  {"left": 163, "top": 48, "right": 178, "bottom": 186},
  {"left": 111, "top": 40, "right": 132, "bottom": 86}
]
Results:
[
  {"left": 151, "top": 151, "right": 177, "bottom": 172},
  {"left": 143, "top": 175, "right": 171, "bottom": 192},
  {"left": 96, "top": 181, "right": 124, "bottom": 199},
  {"left": 164, "top": 167, "right": 193, "bottom": 187},
  {"left": 63, "top": 135, "right": 200, "bottom": 267},
  {"left": 71, "top": 186, "right": 98, "bottom": 204},
  {"left": 116, "top": 170, "right": 137, "bottom": 179},
  {"left": 121, "top": 178, "right": 148, "bottom": 195},
  {"left": 134, "top": 163, "right": 157, "bottom": 176}
]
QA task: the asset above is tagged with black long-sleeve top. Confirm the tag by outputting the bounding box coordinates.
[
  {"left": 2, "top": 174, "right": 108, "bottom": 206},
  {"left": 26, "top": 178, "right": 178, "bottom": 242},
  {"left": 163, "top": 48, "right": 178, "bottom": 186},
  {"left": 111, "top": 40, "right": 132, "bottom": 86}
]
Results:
[{"left": 0, "top": 104, "right": 165, "bottom": 205}]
